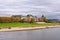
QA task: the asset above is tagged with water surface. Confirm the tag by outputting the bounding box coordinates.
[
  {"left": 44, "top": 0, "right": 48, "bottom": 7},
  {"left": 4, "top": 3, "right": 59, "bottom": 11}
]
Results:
[{"left": 0, "top": 28, "right": 60, "bottom": 40}]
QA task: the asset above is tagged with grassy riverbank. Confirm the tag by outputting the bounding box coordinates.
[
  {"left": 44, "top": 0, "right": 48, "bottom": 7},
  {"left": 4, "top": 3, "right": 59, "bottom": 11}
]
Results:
[{"left": 0, "top": 22, "right": 60, "bottom": 28}]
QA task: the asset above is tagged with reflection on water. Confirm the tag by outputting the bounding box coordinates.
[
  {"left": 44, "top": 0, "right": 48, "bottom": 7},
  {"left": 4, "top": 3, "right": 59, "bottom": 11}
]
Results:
[{"left": 0, "top": 28, "right": 60, "bottom": 40}]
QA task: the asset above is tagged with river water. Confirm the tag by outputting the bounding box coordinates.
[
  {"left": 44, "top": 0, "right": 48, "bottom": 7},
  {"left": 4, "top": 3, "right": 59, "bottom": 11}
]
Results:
[{"left": 0, "top": 28, "right": 60, "bottom": 40}]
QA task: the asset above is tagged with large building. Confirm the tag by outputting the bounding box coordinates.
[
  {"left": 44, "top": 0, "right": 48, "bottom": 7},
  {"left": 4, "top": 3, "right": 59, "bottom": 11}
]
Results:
[{"left": 12, "top": 15, "right": 46, "bottom": 22}]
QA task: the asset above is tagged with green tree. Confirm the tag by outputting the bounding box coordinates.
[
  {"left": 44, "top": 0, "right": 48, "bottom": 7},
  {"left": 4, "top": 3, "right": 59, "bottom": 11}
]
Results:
[{"left": 44, "top": 19, "right": 53, "bottom": 23}]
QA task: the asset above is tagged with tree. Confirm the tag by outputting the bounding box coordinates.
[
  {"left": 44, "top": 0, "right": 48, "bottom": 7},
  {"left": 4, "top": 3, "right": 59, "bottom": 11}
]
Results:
[
  {"left": 29, "top": 18, "right": 35, "bottom": 23},
  {"left": 44, "top": 19, "right": 53, "bottom": 23},
  {"left": 0, "top": 17, "right": 21, "bottom": 23}
]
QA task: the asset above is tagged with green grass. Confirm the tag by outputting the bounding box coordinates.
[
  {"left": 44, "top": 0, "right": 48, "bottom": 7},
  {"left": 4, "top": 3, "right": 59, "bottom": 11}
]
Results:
[{"left": 0, "top": 22, "right": 60, "bottom": 28}]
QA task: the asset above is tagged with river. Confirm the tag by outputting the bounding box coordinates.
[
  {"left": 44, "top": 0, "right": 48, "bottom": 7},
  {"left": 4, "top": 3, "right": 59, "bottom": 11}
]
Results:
[{"left": 0, "top": 28, "right": 60, "bottom": 40}]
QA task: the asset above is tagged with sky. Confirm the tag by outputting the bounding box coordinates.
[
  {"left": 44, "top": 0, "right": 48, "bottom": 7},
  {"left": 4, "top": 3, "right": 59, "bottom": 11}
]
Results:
[{"left": 0, "top": 0, "right": 60, "bottom": 19}]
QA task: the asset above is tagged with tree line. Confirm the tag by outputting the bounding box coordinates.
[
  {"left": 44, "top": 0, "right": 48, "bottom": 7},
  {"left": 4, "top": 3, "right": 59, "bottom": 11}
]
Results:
[{"left": 0, "top": 17, "right": 20, "bottom": 23}]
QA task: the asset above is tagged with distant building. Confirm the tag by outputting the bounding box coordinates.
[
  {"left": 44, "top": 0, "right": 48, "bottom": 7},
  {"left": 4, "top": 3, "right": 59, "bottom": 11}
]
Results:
[
  {"left": 38, "top": 15, "right": 46, "bottom": 22},
  {"left": 12, "top": 15, "right": 37, "bottom": 22},
  {"left": 12, "top": 15, "right": 47, "bottom": 22},
  {"left": 11, "top": 15, "right": 60, "bottom": 23},
  {"left": 26, "top": 14, "right": 37, "bottom": 22}
]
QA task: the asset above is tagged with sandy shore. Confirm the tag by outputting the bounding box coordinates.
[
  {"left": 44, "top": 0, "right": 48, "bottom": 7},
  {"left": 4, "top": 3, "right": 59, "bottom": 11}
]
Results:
[{"left": 0, "top": 25, "right": 60, "bottom": 32}]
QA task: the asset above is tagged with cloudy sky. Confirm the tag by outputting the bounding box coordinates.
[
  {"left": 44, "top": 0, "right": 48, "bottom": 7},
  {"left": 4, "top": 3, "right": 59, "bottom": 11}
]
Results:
[{"left": 0, "top": 0, "right": 60, "bottom": 19}]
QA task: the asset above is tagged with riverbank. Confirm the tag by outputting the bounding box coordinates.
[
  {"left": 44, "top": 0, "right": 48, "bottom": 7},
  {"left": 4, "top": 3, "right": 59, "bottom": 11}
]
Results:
[{"left": 0, "top": 25, "right": 60, "bottom": 32}]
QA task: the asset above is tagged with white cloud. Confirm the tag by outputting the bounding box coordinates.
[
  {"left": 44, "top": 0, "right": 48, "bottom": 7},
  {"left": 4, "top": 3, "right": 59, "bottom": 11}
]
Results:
[
  {"left": 0, "top": 0, "right": 60, "bottom": 19},
  {"left": 0, "top": 0, "right": 28, "bottom": 3}
]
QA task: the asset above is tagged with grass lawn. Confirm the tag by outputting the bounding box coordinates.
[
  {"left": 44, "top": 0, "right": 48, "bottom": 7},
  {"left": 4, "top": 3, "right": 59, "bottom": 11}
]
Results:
[{"left": 0, "top": 22, "right": 60, "bottom": 28}]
